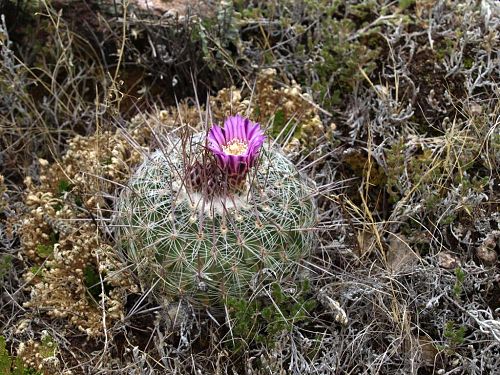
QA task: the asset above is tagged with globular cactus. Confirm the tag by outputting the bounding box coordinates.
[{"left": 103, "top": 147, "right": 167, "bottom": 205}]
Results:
[{"left": 116, "top": 115, "right": 317, "bottom": 305}]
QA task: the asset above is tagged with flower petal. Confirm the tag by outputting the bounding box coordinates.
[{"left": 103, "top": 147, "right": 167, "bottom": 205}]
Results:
[
  {"left": 223, "top": 117, "right": 233, "bottom": 141},
  {"left": 246, "top": 121, "right": 260, "bottom": 140},
  {"left": 208, "top": 125, "right": 225, "bottom": 149},
  {"left": 208, "top": 115, "right": 266, "bottom": 177}
]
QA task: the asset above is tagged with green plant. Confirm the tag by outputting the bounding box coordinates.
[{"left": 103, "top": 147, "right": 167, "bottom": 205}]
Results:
[
  {"left": 226, "top": 281, "right": 317, "bottom": 352},
  {"left": 195, "top": 0, "right": 401, "bottom": 108},
  {"left": 116, "top": 118, "right": 317, "bottom": 306},
  {"left": 194, "top": 0, "right": 241, "bottom": 70},
  {"left": 0, "top": 254, "right": 12, "bottom": 284},
  {"left": 0, "top": 336, "right": 10, "bottom": 375},
  {"left": 442, "top": 321, "right": 467, "bottom": 354},
  {"left": 34, "top": 231, "right": 58, "bottom": 258},
  {"left": 84, "top": 264, "right": 112, "bottom": 302},
  {"left": 0, "top": 336, "right": 41, "bottom": 375},
  {"left": 453, "top": 267, "right": 465, "bottom": 299}
]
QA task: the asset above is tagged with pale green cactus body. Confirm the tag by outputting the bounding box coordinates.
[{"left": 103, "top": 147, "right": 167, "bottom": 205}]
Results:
[{"left": 116, "top": 129, "right": 317, "bottom": 305}]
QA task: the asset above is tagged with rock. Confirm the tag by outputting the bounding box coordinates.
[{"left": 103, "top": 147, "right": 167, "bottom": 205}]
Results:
[
  {"left": 438, "top": 252, "right": 461, "bottom": 269},
  {"left": 129, "top": 0, "right": 212, "bottom": 17},
  {"left": 476, "top": 231, "right": 499, "bottom": 266}
]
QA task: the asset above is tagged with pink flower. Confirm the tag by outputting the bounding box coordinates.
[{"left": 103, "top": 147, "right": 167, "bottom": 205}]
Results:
[{"left": 207, "top": 115, "right": 266, "bottom": 176}]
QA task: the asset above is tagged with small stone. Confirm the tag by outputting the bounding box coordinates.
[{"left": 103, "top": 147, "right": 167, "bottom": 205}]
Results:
[
  {"left": 476, "top": 231, "right": 499, "bottom": 266},
  {"left": 470, "top": 103, "right": 482, "bottom": 115},
  {"left": 438, "top": 252, "right": 461, "bottom": 269},
  {"left": 476, "top": 245, "right": 497, "bottom": 266}
]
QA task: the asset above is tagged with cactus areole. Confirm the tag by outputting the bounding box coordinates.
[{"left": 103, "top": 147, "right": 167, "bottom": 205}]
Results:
[{"left": 116, "top": 115, "right": 317, "bottom": 306}]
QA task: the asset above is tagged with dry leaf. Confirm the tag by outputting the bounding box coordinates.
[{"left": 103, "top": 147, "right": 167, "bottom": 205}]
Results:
[
  {"left": 418, "top": 336, "right": 441, "bottom": 367},
  {"left": 386, "top": 233, "right": 419, "bottom": 272},
  {"left": 356, "top": 230, "right": 377, "bottom": 257}
]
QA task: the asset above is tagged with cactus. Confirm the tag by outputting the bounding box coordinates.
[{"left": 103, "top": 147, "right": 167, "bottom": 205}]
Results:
[{"left": 116, "top": 115, "right": 317, "bottom": 305}]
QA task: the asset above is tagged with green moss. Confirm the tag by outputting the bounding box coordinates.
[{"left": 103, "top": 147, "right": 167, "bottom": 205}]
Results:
[
  {"left": 344, "top": 151, "right": 386, "bottom": 187},
  {"left": 35, "top": 243, "right": 54, "bottom": 258}
]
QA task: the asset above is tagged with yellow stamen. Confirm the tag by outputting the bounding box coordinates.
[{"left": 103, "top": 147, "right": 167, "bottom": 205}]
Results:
[{"left": 222, "top": 139, "right": 248, "bottom": 155}]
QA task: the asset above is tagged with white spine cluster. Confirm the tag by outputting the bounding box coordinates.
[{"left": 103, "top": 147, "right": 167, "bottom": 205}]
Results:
[{"left": 116, "top": 136, "right": 317, "bottom": 305}]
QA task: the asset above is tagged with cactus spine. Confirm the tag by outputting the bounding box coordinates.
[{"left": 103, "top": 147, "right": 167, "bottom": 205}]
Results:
[{"left": 116, "top": 118, "right": 317, "bottom": 305}]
